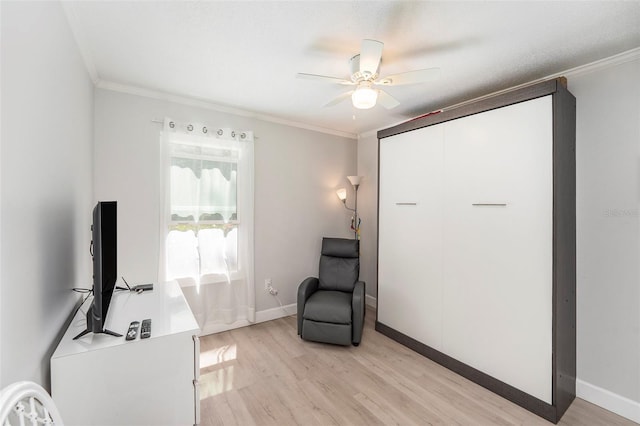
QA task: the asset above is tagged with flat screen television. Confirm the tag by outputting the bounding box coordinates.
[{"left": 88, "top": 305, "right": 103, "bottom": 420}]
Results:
[{"left": 73, "top": 201, "right": 121, "bottom": 339}]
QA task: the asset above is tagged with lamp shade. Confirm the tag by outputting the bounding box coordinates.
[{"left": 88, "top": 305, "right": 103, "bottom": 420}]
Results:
[
  {"left": 347, "top": 176, "right": 362, "bottom": 187},
  {"left": 351, "top": 83, "right": 377, "bottom": 109},
  {"left": 336, "top": 188, "right": 347, "bottom": 201}
]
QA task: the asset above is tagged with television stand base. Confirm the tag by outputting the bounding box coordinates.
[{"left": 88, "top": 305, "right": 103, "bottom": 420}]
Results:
[
  {"left": 102, "top": 329, "right": 123, "bottom": 337},
  {"left": 73, "top": 328, "right": 123, "bottom": 340}
]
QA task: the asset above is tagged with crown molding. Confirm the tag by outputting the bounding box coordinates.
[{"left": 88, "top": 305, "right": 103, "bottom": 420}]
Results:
[
  {"left": 59, "top": 1, "right": 638, "bottom": 143},
  {"left": 357, "top": 129, "right": 379, "bottom": 140},
  {"left": 61, "top": 2, "right": 356, "bottom": 140},
  {"left": 439, "top": 47, "right": 640, "bottom": 114},
  {"left": 363, "top": 47, "right": 640, "bottom": 138},
  {"left": 96, "top": 80, "right": 357, "bottom": 140},
  {"left": 101, "top": 47, "right": 639, "bottom": 142},
  {"left": 561, "top": 47, "right": 640, "bottom": 78}
]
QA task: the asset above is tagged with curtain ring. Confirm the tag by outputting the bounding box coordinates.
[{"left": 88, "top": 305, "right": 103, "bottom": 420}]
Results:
[
  {"left": 202, "top": 126, "right": 208, "bottom": 134},
  {"left": 240, "top": 132, "right": 246, "bottom": 139},
  {"left": 169, "top": 121, "right": 175, "bottom": 128},
  {"left": 231, "top": 131, "right": 236, "bottom": 138},
  {"left": 187, "top": 124, "right": 194, "bottom": 131},
  {"left": 217, "top": 129, "right": 223, "bottom": 136}
]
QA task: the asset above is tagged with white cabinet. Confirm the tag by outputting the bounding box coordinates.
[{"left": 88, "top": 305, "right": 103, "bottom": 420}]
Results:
[
  {"left": 379, "top": 124, "right": 444, "bottom": 349},
  {"left": 51, "top": 281, "right": 200, "bottom": 426},
  {"left": 377, "top": 79, "right": 576, "bottom": 423},
  {"left": 441, "top": 96, "right": 553, "bottom": 403}
]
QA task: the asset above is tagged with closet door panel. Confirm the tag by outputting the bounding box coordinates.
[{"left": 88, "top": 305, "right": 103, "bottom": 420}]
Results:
[
  {"left": 441, "top": 96, "right": 554, "bottom": 402},
  {"left": 378, "top": 125, "right": 444, "bottom": 349}
]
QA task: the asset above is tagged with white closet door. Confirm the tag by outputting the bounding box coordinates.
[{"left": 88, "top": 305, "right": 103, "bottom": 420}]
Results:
[
  {"left": 442, "top": 96, "right": 553, "bottom": 402},
  {"left": 378, "top": 124, "right": 444, "bottom": 349}
]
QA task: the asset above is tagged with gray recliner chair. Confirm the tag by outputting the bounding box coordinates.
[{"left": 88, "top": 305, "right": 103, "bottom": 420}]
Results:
[{"left": 297, "top": 237, "right": 365, "bottom": 346}]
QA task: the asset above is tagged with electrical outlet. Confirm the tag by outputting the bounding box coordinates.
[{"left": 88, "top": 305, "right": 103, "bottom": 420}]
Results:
[{"left": 264, "top": 278, "right": 272, "bottom": 290}]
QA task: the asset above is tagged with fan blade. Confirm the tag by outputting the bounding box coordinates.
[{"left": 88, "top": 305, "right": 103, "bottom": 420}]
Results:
[
  {"left": 376, "top": 68, "right": 440, "bottom": 86},
  {"left": 297, "top": 73, "right": 354, "bottom": 85},
  {"left": 377, "top": 90, "right": 400, "bottom": 109},
  {"left": 359, "top": 39, "right": 384, "bottom": 76},
  {"left": 324, "top": 91, "right": 354, "bottom": 107}
]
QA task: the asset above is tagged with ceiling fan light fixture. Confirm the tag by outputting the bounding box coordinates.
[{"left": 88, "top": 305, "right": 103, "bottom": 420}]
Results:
[
  {"left": 352, "top": 83, "right": 378, "bottom": 109},
  {"left": 299, "top": 39, "right": 441, "bottom": 111}
]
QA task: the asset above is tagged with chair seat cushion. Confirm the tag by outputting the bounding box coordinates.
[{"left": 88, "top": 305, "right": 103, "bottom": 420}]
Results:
[{"left": 303, "top": 290, "right": 352, "bottom": 324}]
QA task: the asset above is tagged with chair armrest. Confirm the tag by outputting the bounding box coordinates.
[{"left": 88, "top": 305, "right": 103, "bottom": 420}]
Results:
[
  {"left": 352, "top": 280, "right": 366, "bottom": 345},
  {"left": 297, "top": 277, "right": 319, "bottom": 335}
]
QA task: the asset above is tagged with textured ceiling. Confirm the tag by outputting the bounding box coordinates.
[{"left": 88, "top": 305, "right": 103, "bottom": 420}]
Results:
[{"left": 63, "top": 1, "right": 640, "bottom": 137}]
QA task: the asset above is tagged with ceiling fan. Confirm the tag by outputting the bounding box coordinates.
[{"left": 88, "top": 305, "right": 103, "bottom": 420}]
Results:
[{"left": 298, "top": 39, "right": 440, "bottom": 110}]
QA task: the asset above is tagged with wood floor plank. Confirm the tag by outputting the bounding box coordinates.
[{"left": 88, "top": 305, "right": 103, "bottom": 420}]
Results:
[
  {"left": 197, "top": 309, "right": 636, "bottom": 426},
  {"left": 202, "top": 389, "right": 254, "bottom": 426}
]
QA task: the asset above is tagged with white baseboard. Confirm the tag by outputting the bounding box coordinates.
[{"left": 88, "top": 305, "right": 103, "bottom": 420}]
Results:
[
  {"left": 365, "top": 294, "right": 377, "bottom": 308},
  {"left": 200, "top": 320, "right": 252, "bottom": 335},
  {"left": 199, "top": 303, "right": 296, "bottom": 336},
  {"left": 255, "top": 303, "right": 297, "bottom": 323},
  {"left": 576, "top": 379, "right": 640, "bottom": 423},
  {"left": 199, "top": 295, "right": 377, "bottom": 336}
]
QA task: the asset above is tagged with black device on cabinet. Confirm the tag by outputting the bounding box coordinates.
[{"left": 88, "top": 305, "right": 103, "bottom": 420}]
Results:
[{"left": 74, "top": 201, "right": 121, "bottom": 340}]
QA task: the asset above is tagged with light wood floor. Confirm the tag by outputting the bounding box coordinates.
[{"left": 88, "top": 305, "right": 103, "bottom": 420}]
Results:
[{"left": 198, "top": 309, "right": 635, "bottom": 426}]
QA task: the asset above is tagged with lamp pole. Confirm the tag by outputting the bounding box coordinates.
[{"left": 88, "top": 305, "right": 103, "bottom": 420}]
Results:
[
  {"left": 352, "top": 183, "right": 359, "bottom": 240},
  {"left": 347, "top": 176, "right": 362, "bottom": 240},
  {"left": 337, "top": 176, "right": 363, "bottom": 240}
]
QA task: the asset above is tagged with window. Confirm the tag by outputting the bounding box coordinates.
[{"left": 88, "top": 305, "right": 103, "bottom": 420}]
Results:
[
  {"left": 167, "top": 141, "right": 239, "bottom": 285},
  {"left": 160, "top": 125, "right": 254, "bottom": 293}
]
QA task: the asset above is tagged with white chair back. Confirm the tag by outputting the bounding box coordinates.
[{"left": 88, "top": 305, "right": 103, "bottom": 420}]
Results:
[{"left": 0, "top": 381, "right": 63, "bottom": 426}]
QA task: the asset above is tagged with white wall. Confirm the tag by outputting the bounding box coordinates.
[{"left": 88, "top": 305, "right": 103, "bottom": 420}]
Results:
[
  {"left": 0, "top": 1, "right": 94, "bottom": 389},
  {"left": 570, "top": 56, "right": 640, "bottom": 413},
  {"left": 93, "top": 89, "right": 356, "bottom": 319},
  {"left": 252, "top": 120, "right": 357, "bottom": 312},
  {"left": 357, "top": 53, "right": 640, "bottom": 420}
]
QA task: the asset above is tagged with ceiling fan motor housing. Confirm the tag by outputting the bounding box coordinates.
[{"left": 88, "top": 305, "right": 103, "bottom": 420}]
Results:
[{"left": 350, "top": 54, "right": 379, "bottom": 83}]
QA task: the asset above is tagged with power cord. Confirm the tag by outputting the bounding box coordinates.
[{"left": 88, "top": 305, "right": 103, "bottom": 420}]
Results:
[
  {"left": 116, "top": 276, "right": 132, "bottom": 292},
  {"left": 70, "top": 287, "right": 93, "bottom": 320},
  {"left": 116, "top": 276, "right": 147, "bottom": 294},
  {"left": 268, "top": 289, "right": 295, "bottom": 317}
]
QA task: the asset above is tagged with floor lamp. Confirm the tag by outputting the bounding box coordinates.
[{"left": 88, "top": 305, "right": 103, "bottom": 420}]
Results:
[{"left": 336, "top": 176, "right": 362, "bottom": 240}]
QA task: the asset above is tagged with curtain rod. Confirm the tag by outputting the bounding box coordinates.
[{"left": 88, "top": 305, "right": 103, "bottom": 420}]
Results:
[{"left": 150, "top": 119, "right": 258, "bottom": 139}]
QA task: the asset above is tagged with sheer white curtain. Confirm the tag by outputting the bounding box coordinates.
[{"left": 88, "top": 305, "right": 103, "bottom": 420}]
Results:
[{"left": 159, "top": 119, "right": 255, "bottom": 330}]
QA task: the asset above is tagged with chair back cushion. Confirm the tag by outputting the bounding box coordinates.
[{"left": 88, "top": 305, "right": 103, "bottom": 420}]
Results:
[{"left": 318, "top": 238, "right": 359, "bottom": 292}]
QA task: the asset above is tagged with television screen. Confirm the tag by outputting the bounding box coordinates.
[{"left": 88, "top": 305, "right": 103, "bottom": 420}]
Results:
[{"left": 74, "top": 201, "right": 121, "bottom": 339}]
